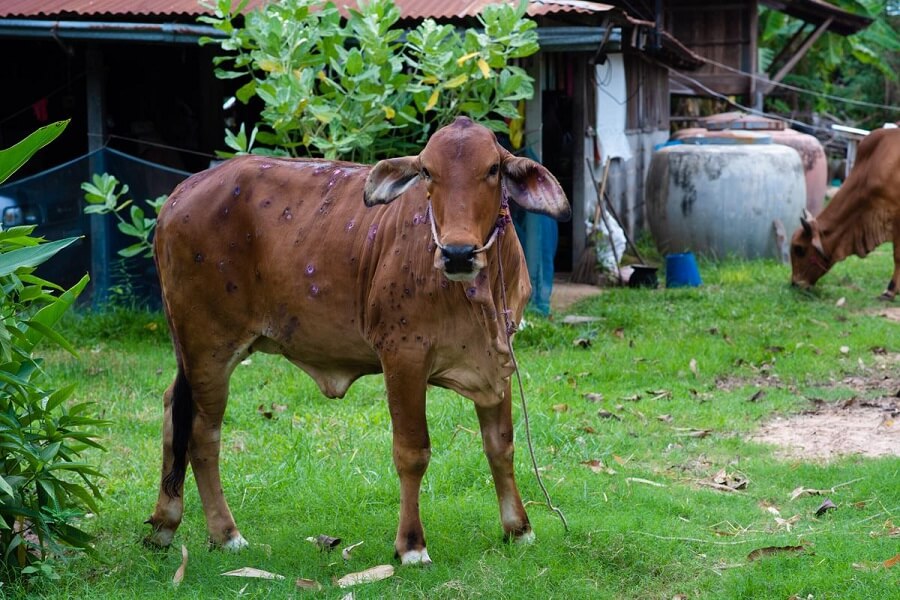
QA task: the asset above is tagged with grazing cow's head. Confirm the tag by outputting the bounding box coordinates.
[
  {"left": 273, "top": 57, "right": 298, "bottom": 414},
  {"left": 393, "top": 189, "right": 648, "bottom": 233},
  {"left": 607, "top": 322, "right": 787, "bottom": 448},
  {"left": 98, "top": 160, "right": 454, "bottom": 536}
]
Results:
[
  {"left": 790, "top": 209, "right": 830, "bottom": 288},
  {"left": 364, "top": 117, "right": 570, "bottom": 281}
]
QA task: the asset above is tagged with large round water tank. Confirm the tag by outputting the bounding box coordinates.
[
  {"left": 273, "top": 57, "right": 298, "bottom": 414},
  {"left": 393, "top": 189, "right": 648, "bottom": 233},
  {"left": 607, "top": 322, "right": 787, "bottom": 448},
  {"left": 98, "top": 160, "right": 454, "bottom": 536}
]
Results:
[
  {"left": 687, "top": 113, "right": 827, "bottom": 215},
  {"left": 646, "top": 143, "right": 806, "bottom": 259}
]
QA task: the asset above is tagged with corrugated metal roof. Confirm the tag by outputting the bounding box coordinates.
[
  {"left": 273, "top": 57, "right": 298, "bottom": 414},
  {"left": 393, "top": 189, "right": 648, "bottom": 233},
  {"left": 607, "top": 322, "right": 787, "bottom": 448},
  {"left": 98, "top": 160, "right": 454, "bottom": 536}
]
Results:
[
  {"left": 396, "top": 0, "right": 615, "bottom": 19},
  {"left": 0, "top": 0, "right": 614, "bottom": 19}
]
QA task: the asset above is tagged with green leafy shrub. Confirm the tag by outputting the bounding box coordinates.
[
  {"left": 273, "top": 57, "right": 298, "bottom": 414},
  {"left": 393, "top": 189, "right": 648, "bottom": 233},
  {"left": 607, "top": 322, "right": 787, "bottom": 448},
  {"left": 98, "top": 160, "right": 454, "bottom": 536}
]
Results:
[
  {"left": 0, "top": 122, "right": 106, "bottom": 577},
  {"left": 200, "top": 0, "right": 538, "bottom": 161}
]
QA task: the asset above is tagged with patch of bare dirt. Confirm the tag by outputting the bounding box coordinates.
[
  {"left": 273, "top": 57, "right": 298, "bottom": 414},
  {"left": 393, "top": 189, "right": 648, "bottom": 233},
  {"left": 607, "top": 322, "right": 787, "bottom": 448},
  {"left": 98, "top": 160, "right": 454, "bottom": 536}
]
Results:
[
  {"left": 751, "top": 353, "right": 900, "bottom": 460},
  {"left": 872, "top": 305, "right": 900, "bottom": 323},
  {"left": 751, "top": 398, "right": 900, "bottom": 460},
  {"left": 551, "top": 280, "right": 603, "bottom": 312}
]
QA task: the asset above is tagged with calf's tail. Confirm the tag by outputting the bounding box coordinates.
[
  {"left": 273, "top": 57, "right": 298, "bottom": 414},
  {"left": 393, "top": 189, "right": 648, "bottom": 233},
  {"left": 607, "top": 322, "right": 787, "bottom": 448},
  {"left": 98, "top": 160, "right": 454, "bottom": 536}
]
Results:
[{"left": 162, "top": 365, "right": 193, "bottom": 498}]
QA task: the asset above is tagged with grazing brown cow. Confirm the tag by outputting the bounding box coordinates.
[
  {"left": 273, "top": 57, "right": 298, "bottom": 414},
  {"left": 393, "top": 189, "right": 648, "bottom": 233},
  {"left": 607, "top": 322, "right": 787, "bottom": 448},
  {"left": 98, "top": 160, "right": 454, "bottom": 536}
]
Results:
[
  {"left": 146, "top": 117, "right": 570, "bottom": 564},
  {"left": 790, "top": 128, "right": 900, "bottom": 299}
]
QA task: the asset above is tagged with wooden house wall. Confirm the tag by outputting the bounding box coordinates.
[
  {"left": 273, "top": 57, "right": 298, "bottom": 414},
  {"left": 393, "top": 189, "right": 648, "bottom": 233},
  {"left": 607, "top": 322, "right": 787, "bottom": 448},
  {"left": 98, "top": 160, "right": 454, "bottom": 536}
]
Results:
[{"left": 665, "top": 0, "right": 757, "bottom": 96}]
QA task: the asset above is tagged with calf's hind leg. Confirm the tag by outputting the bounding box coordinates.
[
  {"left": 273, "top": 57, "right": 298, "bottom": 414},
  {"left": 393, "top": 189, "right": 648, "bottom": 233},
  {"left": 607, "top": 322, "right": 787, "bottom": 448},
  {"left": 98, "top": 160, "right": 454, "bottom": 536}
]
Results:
[
  {"left": 145, "top": 372, "right": 187, "bottom": 547},
  {"left": 146, "top": 361, "right": 247, "bottom": 550},
  {"left": 475, "top": 382, "right": 532, "bottom": 543}
]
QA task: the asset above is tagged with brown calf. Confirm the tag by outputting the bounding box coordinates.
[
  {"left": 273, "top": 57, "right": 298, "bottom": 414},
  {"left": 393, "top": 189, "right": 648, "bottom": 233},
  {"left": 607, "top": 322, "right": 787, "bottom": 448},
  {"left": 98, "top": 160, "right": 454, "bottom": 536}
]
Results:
[
  {"left": 790, "top": 128, "right": 900, "bottom": 299},
  {"left": 146, "top": 117, "right": 570, "bottom": 564}
]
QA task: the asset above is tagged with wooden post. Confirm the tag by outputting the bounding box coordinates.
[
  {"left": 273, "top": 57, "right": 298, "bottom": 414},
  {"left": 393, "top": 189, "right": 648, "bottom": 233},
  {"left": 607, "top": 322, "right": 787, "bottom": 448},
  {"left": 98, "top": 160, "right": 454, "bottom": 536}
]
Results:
[{"left": 86, "top": 44, "right": 111, "bottom": 307}]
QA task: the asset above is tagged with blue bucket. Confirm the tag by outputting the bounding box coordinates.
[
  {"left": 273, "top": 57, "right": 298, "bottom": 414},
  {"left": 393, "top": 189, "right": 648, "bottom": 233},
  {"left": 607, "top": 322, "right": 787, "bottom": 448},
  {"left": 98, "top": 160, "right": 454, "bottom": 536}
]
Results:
[{"left": 665, "top": 252, "right": 702, "bottom": 288}]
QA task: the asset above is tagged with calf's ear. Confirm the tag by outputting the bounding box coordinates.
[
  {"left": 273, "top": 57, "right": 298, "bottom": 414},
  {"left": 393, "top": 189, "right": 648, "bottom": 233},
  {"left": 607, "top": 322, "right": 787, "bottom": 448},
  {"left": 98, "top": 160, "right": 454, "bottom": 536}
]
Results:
[
  {"left": 799, "top": 210, "right": 827, "bottom": 258},
  {"left": 501, "top": 153, "right": 571, "bottom": 222},
  {"left": 364, "top": 156, "right": 420, "bottom": 206}
]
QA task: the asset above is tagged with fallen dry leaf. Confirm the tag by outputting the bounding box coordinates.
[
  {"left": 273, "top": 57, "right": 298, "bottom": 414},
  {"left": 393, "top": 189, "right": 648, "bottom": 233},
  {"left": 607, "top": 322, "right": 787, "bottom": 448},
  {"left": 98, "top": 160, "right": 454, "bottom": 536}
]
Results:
[
  {"left": 775, "top": 515, "right": 801, "bottom": 532},
  {"left": 296, "top": 578, "right": 323, "bottom": 590},
  {"left": 884, "top": 553, "right": 900, "bottom": 569},
  {"left": 581, "top": 459, "right": 616, "bottom": 475},
  {"left": 747, "top": 544, "right": 806, "bottom": 561},
  {"left": 835, "top": 297, "right": 846, "bottom": 307},
  {"left": 711, "top": 469, "right": 748, "bottom": 491},
  {"left": 583, "top": 392, "right": 604, "bottom": 402},
  {"left": 335, "top": 564, "right": 395, "bottom": 588},
  {"left": 597, "top": 409, "right": 621, "bottom": 420},
  {"left": 306, "top": 534, "right": 341, "bottom": 551},
  {"left": 222, "top": 567, "right": 285, "bottom": 580},
  {"left": 552, "top": 403, "right": 569, "bottom": 413},
  {"left": 814, "top": 498, "right": 837, "bottom": 517},
  {"left": 689, "top": 358, "right": 698, "bottom": 376},
  {"left": 657, "top": 414, "right": 673, "bottom": 422},
  {"left": 573, "top": 338, "right": 592, "bottom": 349},
  {"left": 342, "top": 540, "right": 365, "bottom": 560},
  {"left": 790, "top": 486, "right": 827, "bottom": 501},
  {"left": 674, "top": 428, "right": 711, "bottom": 438},
  {"left": 172, "top": 544, "right": 188, "bottom": 587}
]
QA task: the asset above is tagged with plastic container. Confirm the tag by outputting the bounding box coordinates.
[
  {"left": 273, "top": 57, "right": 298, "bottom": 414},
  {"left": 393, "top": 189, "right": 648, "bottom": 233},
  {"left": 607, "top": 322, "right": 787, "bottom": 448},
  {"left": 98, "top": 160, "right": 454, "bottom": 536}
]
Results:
[{"left": 665, "top": 252, "right": 702, "bottom": 288}]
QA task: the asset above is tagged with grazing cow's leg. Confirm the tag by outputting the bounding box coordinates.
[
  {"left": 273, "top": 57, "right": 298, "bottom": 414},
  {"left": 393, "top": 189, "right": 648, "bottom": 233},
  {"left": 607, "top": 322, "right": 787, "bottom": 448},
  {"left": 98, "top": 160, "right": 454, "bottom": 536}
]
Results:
[
  {"left": 382, "top": 357, "right": 432, "bottom": 565},
  {"left": 475, "top": 381, "right": 532, "bottom": 543},
  {"left": 882, "top": 217, "right": 900, "bottom": 300}
]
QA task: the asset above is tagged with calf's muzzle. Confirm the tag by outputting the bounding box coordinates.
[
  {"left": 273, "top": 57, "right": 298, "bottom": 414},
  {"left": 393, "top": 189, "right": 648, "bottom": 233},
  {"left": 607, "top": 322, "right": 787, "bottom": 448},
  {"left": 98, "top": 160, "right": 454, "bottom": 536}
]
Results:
[{"left": 441, "top": 244, "right": 476, "bottom": 275}]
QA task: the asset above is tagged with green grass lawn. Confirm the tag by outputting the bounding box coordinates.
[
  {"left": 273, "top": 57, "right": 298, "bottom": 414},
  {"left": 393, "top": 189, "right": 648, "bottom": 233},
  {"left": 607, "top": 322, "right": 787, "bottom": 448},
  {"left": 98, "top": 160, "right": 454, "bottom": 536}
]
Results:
[{"left": 8, "top": 250, "right": 899, "bottom": 599}]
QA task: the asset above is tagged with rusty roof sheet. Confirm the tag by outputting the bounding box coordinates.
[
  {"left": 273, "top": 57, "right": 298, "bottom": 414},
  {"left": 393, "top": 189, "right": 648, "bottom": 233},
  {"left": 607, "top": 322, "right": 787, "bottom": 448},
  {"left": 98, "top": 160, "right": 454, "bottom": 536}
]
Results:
[{"left": 0, "top": 0, "right": 615, "bottom": 19}]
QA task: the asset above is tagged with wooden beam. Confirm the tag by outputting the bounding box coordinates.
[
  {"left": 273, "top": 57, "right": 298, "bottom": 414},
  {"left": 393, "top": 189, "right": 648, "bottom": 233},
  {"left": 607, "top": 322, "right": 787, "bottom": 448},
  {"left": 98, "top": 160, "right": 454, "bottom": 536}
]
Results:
[
  {"left": 766, "top": 17, "right": 833, "bottom": 88},
  {"left": 766, "top": 23, "right": 809, "bottom": 76}
]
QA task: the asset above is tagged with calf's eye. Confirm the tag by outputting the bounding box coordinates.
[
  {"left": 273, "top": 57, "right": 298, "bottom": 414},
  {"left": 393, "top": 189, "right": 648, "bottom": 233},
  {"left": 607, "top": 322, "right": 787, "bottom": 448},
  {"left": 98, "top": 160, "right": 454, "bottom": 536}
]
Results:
[
  {"left": 488, "top": 163, "right": 499, "bottom": 177},
  {"left": 792, "top": 245, "right": 806, "bottom": 258}
]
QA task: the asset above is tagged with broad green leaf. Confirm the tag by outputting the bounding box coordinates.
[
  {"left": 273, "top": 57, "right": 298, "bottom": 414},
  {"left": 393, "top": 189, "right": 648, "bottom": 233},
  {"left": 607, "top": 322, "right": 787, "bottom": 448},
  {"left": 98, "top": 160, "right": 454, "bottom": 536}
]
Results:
[
  {"left": 0, "top": 238, "right": 81, "bottom": 278},
  {"left": 0, "top": 120, "right": 69, "bottom": 184},
  {"left": 23, "top": 274, "right": 89, "bottom": 352}
]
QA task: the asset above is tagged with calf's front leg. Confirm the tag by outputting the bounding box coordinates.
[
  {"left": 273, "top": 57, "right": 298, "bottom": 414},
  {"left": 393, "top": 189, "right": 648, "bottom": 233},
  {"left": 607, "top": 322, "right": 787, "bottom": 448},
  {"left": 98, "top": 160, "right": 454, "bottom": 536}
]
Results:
[{"left": 382, "top": 356, "right": 432, "bottom": 565}]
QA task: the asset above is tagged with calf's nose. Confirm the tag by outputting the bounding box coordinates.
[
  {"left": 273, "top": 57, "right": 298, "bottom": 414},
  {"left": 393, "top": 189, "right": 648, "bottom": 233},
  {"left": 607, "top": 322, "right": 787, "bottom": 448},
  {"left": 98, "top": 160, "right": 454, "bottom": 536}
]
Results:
[{"left": 441, "top": 244, "right": 476, "bottom": 274}]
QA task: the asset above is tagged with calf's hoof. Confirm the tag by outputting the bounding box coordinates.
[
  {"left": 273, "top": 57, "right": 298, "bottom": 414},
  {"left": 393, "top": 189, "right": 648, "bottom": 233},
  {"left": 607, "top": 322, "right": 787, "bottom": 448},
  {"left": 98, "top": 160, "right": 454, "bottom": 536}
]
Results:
[
  {"left": 878, "top": 291, "right": 896, "bottom": 302},
  {"left": 209, "top": 532, "right": 249, "bottom": 552},
  {"left": 399, "top": 548, "right": 432, "bottom": 566},
  {"left": 513, "top": 529, "right": 536, "bottom": 545},
  {"left": 503, "top": 523, "right": 535, "bottom": 545},
  {"left": 143, "top": 523, "right": 175, "bottom": 549}
]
